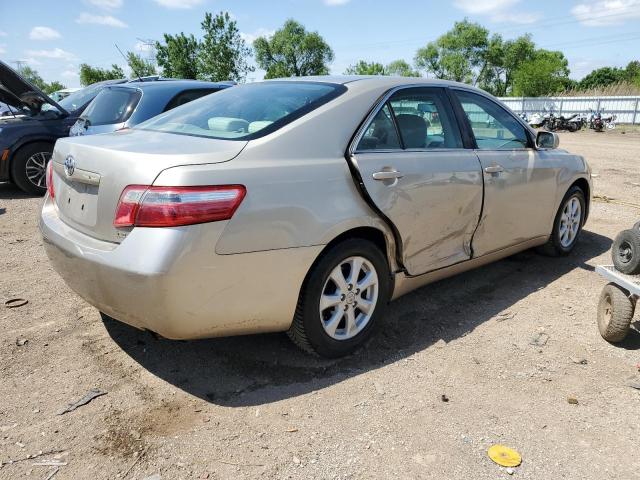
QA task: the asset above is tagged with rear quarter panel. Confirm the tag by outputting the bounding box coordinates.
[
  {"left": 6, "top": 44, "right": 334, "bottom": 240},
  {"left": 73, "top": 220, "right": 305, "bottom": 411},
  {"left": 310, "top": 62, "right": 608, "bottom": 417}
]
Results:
[{"left": 153, "top": 81, "right": 398, "bottom": 257}]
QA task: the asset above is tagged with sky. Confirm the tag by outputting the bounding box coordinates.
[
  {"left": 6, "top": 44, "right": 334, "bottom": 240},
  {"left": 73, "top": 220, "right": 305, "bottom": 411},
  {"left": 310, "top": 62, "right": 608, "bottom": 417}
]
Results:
[{"left": 1, "top": 0, "right": 640, "bottom": 88}]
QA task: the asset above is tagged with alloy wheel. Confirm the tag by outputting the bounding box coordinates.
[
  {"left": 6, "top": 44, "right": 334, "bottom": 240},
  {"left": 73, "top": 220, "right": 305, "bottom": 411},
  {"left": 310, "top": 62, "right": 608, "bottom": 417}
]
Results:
[
  {"left": 559, "top": 196, "right": 581, "bottom": 248},
  {"left": 319, "top": 256, "right": 379, "bottom": 340},
  {"left": 25, "top": 151, "right": 50, "bottom": 189}
]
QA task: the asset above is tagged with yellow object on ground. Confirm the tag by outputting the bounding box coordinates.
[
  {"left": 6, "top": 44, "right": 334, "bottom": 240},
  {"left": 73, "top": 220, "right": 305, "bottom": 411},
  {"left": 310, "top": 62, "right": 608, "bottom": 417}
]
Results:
[{"left": 487, "top": 444, "right": 522, "bottom": 467}]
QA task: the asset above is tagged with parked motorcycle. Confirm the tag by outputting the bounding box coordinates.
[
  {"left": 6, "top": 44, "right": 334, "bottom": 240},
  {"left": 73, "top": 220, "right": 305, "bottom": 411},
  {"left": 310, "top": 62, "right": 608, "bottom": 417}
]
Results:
[
  {"left": 588, "top": 109, "right": 605, "bottom": 132},
  {"left": 541, "top": 111, "right": 582, "bottom": 132},
  {"left": 603, "top": 113, "right": 617, "bottom": 130}
]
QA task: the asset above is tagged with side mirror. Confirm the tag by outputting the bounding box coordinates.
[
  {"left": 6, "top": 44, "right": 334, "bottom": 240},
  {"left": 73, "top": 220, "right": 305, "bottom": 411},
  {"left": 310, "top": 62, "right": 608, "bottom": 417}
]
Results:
[{"left": 536, "top": 131, "right": 559, "bottom": 149}]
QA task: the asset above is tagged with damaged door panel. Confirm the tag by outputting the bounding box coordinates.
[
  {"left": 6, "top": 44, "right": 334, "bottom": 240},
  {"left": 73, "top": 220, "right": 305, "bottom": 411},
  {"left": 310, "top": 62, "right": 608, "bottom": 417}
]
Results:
[{"left": 348, "top": 86, "right": 484, "bottom": 276}]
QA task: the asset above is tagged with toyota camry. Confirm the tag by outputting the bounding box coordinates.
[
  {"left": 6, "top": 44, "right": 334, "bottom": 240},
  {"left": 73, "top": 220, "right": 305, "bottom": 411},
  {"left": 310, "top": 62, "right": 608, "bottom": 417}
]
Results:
[{"left": 40, "top": 76, "right": 592, "bottom": 357}]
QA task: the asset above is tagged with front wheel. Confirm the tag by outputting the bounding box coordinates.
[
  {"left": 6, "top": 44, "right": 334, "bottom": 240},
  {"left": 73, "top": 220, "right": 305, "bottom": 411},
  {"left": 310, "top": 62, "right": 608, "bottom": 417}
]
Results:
[
  {"left": 288, "top": 238, "right": 391, "bottom": 357},
  {"left": 537, "top": 186, "right": 586, "bottom": 256},
  {"left": 10, "top": 142, "right": 52, "bottom": 195}
]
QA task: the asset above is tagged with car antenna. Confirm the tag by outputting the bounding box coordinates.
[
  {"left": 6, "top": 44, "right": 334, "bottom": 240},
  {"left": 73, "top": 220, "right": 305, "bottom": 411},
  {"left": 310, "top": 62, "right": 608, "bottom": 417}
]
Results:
[{"left": 115, "top": 44, "right": 143, "bottom": 82}]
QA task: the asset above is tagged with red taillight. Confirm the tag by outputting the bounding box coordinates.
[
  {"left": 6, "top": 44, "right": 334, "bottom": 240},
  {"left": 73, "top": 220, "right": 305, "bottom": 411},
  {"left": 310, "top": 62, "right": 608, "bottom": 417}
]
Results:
[
  {"left": 46, "top": 160, "right": 55, "bottom": 198},
  {"left": 114, "top": 185, "right": 246, "bottom": 228}
]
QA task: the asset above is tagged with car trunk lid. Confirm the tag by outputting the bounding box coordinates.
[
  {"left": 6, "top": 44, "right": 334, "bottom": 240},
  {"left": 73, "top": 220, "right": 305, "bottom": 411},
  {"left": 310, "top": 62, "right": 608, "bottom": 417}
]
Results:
[{"left": 50, "top": 128, "right": 247, "bottom": 243}]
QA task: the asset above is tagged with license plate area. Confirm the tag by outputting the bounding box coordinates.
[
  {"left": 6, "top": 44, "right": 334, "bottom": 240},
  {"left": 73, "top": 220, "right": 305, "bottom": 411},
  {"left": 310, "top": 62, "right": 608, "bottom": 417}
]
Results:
[{"left": 57, "top": 179, "right": 99, "bottom": 227}]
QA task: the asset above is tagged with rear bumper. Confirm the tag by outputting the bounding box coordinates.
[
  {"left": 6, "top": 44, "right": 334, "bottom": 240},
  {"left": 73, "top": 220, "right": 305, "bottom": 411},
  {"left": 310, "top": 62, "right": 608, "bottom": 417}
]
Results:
[{"left": 39, "top": 195, "right": 323, "bottom": 339}]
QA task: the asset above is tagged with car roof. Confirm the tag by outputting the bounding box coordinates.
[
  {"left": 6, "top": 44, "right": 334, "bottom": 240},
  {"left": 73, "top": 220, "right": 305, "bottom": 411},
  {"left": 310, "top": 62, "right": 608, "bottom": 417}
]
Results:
[
  {"left": 115, "top": 79, "right": 230, "bottom": 91},
  {"left": 268, "top": 75, "right": 478, "bottom": 90}
]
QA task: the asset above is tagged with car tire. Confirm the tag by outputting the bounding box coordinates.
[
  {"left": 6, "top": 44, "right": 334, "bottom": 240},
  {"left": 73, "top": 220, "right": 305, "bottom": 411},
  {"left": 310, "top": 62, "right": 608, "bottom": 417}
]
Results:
[
  {"left": 612, "top": 229, "right": 640, "bottom": 275},
  {"left": 633, "top": 220, "right": 640, "bottom": 231},
  {"left": 288, "top": 238, "right": 391, "bottom": 358},
  {"left": 10, "top": 142, "right": 52, "bottom": 195},
  {"left": 597, "top": 283, "right": 635, "bottom": 343},
  {"left": 537, "top": 185, "right": 586, "bottom": 256}
]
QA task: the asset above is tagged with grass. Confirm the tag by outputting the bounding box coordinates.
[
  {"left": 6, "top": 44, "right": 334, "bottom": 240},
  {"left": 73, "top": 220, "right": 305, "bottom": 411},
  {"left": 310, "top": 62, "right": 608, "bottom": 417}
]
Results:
[{"left": 559, "top": 81, "right": 640, "bottom": 97}]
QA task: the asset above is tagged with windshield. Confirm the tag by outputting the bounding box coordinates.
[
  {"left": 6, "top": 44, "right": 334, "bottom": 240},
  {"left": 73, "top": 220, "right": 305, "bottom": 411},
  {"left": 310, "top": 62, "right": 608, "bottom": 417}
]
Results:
[
  {"left": 82, "top": 87, "right": 141, "bottom": 126},
  {"left": 41, "top": 83, "right": 107, "bottom": 114},
  {"left": 137, "top": 81, "right": 347, "bottom": 140},
  {"left": 58, "top": 83, "right": 105, "bottom": 112}
]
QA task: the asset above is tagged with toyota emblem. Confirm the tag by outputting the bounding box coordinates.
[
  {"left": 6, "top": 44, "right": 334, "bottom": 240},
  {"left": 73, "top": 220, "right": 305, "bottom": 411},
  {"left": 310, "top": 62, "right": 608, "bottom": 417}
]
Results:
[{"left": 64, "top": 155, "right": 75, "bottom": 177}]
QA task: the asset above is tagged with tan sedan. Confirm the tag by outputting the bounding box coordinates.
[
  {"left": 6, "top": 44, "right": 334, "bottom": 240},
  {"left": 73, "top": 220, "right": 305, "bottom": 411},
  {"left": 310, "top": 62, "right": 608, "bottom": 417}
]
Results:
[{"left": 40, "top": 77, "right": 592, "bottom": 357}]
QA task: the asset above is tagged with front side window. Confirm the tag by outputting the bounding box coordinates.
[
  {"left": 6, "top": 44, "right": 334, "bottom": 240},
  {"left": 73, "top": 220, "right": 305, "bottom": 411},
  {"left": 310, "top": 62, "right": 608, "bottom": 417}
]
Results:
[
  {"left": 455, "top": 90, "right": 529, "bottom": 150},
  {"left": 356, "top": 87, "right": 462, "bottom": 151},
  {"left": 137, "top": 81, "right": 346, "bottom": 140}
]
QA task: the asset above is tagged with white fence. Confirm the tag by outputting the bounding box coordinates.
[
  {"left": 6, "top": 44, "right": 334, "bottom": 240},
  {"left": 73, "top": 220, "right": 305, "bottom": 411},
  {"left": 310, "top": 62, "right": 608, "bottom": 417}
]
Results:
[{"left": 498, "top": 96, "right": 640, "bottom": 124}]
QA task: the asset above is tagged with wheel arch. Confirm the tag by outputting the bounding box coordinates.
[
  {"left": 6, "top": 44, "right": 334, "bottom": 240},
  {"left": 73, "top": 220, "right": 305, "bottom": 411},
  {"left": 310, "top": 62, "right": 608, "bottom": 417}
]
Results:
[
  {"left": 298, "top": 225, "right": 397, "bottom": 306},
  {"left": 8, "top": 137, "right": 56, "bottom": 182},
  {"left": 569, "top": 177, "right": 591, "bottom": 224}
]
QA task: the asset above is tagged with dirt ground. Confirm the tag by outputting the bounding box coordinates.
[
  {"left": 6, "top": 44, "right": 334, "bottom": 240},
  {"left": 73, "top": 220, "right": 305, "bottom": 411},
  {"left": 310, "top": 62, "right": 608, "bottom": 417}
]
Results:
[{"left": 1, "top": 130, "right": 640, "bottom": 480}]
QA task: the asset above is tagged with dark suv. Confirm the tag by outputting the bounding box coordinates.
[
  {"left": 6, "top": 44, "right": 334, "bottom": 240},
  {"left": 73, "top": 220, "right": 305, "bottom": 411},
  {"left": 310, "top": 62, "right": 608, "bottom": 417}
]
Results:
[{"left": 0, "top": 60, "right": 126, "bottom": 194}]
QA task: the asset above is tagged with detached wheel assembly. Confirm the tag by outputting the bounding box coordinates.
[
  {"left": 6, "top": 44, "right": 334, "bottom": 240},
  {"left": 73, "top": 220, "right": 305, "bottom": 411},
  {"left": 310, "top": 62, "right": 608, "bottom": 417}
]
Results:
[
  {"left": 612, "top": 229, "right": 640, "bottom": 275},
  {"left": 597, "top": 283, "right": 635, "bottom": 343}
]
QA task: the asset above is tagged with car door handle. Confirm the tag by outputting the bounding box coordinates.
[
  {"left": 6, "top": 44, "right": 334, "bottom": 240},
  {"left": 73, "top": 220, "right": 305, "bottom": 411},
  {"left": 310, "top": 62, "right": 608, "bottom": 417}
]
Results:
[
  {"left": 372, "top": 170, "right": 404, "bottom": 181},
  {"left": 484, "top": 165, "right": 504, "bottom": 174}
]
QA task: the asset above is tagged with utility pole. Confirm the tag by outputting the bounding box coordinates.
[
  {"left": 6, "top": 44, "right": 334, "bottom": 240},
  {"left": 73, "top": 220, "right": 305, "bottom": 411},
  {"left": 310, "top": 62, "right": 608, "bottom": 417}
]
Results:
[
  {"left": 136, "top": 38, "right": 156, "bottom": 66},
  {"left": 12, "top": 60, "right": 27, "bottom": 72}
]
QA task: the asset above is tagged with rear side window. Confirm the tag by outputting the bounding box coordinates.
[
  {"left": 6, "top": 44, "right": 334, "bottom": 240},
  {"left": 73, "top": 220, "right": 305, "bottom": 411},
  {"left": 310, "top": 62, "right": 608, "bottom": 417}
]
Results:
[
  {"left": 357, "top": 87, "right": 462, "bottom": 151},
  {"left": 82, "top": 87, "right": 141, "bottom": 126},
  {"left": 357, "top": 104, "right": 401, "bottom": 151},
  {"left": 163, "top": 88, "right": 220, "bottom": 112},
  {"left": 455, "top": 90, "right": 529, "bottom": 150},
  {"left": 137, "top": 81, "right": 346, "bottom": 140}
]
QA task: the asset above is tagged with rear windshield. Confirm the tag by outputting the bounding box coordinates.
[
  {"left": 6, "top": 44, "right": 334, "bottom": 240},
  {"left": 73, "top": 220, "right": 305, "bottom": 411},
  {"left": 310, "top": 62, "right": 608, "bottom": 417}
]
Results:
[
  {"left": 136, "top": 81, "right": 347, "bottom": 140},
  {"left": 82, "top": 87, "right": 141, "bottom": 126}
]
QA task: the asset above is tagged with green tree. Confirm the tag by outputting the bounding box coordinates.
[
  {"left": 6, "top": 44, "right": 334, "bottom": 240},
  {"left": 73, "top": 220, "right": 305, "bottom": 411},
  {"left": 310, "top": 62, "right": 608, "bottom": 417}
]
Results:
[
  {"left": 155, "top": 12, "right": 253, "bottom": 82},
  {"left": 126, "top": 52, "right": 157, "bottom": 78},
  {"left": 414, "top": 19, "right": 489, "bottom": 84},
  {"left": 18, "top": 66, "right": 66, "bottom": 94},
  {"left": 623, "top": 60, "right": 640, "bottom": 85},
  {"left": 155, "top": 32, "right": 200, "bottom": 79},
  {"left": 198, "top": 12, "right": 253, "bottom": 82},
  {"left": 344, "top": 59, "right": 419, "bottom": 77},
  {"left": 79, "top": 63, "right": 125, "bottom": 86},
  {"left": 19, "top": 66, "right": 48, "bottom": 92},
  {"left": 45, "top": 81, "right": 66, "bottom": 94},
  {"left": 512, "top": 50, "right": 570, "bottom": 96},
  {"left": 578, "top": 66, "right": 624, "bottom": 90},
  {"left": 385, "top": 60, "right": 420, "bottom": 77},
  {"left": 479, "top": 34, "right": 536, "bottom": 96},
  {"left": 344, "top": 60, "right": 386, "bottom": 75},
  {"left": 254, "top": 19, "right": 334, "bottom": 78}
]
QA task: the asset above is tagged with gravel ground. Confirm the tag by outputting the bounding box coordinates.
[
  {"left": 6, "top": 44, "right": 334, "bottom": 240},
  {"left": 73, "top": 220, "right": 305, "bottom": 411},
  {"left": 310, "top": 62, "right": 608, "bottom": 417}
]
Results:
[{"left": 1, "top": 130, "right": 640, "bottom": 480}]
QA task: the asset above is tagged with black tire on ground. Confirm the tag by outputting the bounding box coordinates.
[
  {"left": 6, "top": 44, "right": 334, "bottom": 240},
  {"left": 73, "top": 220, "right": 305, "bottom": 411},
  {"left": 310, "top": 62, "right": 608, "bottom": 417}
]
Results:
[
  {"left": 597, "top": 283, "right": 635, "bottom": 343},
  {"left": 633, "top": 220, "right": 640, "bottom": 231},
  {"left": 287, "top": 238, "right": 391, "bottom": 358},
  {"left": 612, "top": 229, "right": 640, "bottom": 275},
  {"left": 537, "top": 185, "right": 586, "bottom": 257},
  {"left": 10, "top": 142, "right": 52, "bottom": 195}
]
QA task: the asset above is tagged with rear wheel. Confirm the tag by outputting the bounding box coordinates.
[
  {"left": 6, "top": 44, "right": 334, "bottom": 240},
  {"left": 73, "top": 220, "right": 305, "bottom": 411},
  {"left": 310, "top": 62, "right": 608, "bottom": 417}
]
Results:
[
  {"left": 537, "top": 186, "right": 585, "bottom": 256},
  {"left": 597, "top": 283, "right": 635, "bottom": 343},
  {"left": 612, "top": 229, "right": 640, "bottom": 275},
  {"left": 10, "top": 142, "right": 52, "bottom": 195},
  {"left": 288, "top": 238, "right": 391, "bottom": 357}
]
